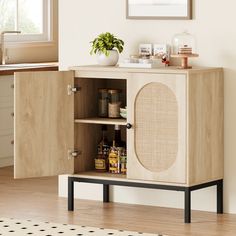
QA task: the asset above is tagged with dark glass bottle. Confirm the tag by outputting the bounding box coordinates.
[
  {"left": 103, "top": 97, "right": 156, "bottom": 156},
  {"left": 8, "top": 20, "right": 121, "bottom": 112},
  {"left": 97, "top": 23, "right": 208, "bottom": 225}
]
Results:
[
  {"left": 95, "top": 125, "right": 109, "bottom": 171},
  {"left": 114, "top": 125, "right": 126, "bottom": 148}
]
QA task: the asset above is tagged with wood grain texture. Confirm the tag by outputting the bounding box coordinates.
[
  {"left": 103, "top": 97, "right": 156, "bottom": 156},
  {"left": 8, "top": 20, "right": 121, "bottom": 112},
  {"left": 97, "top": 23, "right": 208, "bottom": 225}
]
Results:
[
  {"left": 127, "top": 73, "right": 187, "bottom": 184},
  {"left": 74, "top": 124, "right": 101, "bottom": 173},
  {"left": 74, "top": 78, "right": 105, "bottom": 173},
  {"left": 187, "top": 69, "right": 224, "bottom": 185},
  {"left": 73, "top": 67, "right": 223, "bottom": 187},
  {"left": 72, "top": 65, "right": 221, "bottom": 77},
  {"left": 75, "top": 118, "right": 126, "bottom": 126},
  {"left": 0, "top": 62, "right": 58, "bottom": 76},
  {"left": 73, "top": 78, "right": 126, "bottom": 173},
  {"left": 74, "top": 78, "right": 105, "bottom": 119},
  {"left": 74, "top": 125, "right": 127, "bottom": 174},
  {"left": 13, "top": 66, "right": 224, "bottom": 187},
  {"left": 14, "top": 71, "right": 74, "bottom": 178},
  {"left": 71, "top": 171, "right": 187, "bottom": 187},
  {"left": 1, "top": 166, "right": 236, "bottom": 236}
]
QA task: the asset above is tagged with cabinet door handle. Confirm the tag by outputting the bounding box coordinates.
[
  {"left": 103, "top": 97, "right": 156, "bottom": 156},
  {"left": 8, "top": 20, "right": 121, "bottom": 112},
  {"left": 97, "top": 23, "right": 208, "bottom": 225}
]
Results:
[
  {"left": 11, "top": 140, "right": 14, "bottom": 145},
  {"left": 11, "top": 84, "right": 14, "bottom": 89},
  {"left": 11, "top": 112, "right": 14, "bottom": 117},
  {"left": 126, "top": 123, "right": 132, "bottom": 129}
]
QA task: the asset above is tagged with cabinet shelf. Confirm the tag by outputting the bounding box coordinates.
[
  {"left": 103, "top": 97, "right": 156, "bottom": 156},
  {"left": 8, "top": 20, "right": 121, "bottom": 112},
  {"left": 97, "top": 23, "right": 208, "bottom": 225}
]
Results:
[
  {"left": 73, "top": 171, "right": 127, "bottom": 181},
  {"left": 74, "top": 117, "right": 127, "bottom": 126}
]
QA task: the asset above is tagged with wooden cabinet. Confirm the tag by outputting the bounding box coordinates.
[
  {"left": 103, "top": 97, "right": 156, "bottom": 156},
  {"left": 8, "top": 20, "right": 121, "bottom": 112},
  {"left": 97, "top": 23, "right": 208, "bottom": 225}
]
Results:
[
  {"left": 14, "top": 66, "right": 224, "bottom": 187},
  {"left": 0, "top": 76, "right": 14, "bottom": 167}
]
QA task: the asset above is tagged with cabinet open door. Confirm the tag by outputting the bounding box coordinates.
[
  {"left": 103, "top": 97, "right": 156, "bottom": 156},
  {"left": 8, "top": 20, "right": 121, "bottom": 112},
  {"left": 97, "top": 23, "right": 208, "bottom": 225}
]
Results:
[{"left": 14, "top": 71, "right": 74, "bottom": 178}]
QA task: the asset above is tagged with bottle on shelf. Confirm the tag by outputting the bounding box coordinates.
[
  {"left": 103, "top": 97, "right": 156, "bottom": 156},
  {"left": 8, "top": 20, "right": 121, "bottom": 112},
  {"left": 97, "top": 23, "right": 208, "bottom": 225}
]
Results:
[
  {"left": 95, "top": 125, "right": 109, "bottom": 172},
  {"left": 108, "top": 125, "right": 127, "bottom": 174},
  {"left": 120, "top": 149, "right": 127, "bottom": 175},
  {"left": 108, "top": 140, "right": 120, "bottom": 174},
  {"left": 114, "top": 125, "right": 126, "bottom": 148}
]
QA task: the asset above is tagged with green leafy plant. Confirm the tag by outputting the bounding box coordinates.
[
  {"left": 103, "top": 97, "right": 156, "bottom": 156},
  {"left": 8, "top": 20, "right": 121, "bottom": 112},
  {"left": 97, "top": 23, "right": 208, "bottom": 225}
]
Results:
[{"left": 90, "top": 32, "right": 124, "bottom": 57}]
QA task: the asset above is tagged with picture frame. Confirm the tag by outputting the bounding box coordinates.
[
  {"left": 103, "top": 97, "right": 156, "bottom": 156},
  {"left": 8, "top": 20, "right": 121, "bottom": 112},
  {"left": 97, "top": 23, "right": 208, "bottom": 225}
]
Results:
[{"left": 126, "top": 0, "right": 192, "bottom": 20}]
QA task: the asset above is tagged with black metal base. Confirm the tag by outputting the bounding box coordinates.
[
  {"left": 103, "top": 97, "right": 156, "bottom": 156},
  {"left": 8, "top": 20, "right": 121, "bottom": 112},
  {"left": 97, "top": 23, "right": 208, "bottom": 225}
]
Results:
[{"left": 68, "top": 177, "right": 223, "bottom": 223}]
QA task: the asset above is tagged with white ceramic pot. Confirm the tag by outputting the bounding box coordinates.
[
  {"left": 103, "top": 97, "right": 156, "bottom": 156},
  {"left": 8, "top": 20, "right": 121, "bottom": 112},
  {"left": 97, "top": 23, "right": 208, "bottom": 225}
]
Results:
[{"left": 97, "top": 50, "right": 119, "bottom": 66}]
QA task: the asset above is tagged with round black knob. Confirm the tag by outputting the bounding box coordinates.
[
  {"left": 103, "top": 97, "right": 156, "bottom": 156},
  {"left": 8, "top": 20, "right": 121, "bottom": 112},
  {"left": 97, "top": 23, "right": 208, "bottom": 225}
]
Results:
[{"left": 126, "top": 123, "right": 132, "bottom": 129}]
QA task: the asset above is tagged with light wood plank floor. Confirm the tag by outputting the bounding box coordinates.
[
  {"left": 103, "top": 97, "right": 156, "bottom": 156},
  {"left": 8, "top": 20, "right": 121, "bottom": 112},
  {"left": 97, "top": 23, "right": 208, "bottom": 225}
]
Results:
[{"left": 0, "top": 166, "right": 236, "bottom": 236}]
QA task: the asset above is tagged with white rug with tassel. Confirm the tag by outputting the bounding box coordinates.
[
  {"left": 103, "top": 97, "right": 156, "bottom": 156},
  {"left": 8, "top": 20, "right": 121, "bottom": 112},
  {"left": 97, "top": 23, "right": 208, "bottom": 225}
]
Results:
[{"left": 0, "top": 218, "right": 168, "bottom": 236}]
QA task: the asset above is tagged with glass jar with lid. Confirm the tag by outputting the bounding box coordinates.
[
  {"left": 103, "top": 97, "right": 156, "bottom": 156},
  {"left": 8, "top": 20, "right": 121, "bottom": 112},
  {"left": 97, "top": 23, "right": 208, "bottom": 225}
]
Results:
[
  {"left": 108, "top": 89, "right": 121, "bottom": 118},
  {"left": 98, "top": 88, "right": 108, "bottom": 117}
]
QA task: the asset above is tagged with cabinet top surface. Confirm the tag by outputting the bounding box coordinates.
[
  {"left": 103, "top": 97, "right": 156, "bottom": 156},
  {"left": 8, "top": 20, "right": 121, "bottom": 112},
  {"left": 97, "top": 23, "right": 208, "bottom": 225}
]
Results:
[
  {"left": 0, "top": 62, "right": 58, "bottom": 76},
  {"left": 70, "top": 65, "right": 223, "bottom": 75}
]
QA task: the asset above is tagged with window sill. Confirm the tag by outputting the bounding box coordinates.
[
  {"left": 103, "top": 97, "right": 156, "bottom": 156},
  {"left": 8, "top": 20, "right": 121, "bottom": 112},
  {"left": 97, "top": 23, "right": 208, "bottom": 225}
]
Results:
[{"left": 3, "top": 40, "right": 56, "bottom": 48}]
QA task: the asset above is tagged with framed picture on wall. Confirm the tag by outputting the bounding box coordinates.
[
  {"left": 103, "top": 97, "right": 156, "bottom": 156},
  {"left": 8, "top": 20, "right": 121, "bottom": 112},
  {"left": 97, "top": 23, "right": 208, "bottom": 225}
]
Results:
[{"left": 126, "top": 0, "right": 192, "bottom": 20}]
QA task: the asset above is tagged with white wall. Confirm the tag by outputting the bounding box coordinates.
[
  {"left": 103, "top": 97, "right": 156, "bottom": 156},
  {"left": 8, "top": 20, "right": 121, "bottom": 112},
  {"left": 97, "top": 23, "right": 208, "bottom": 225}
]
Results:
[{"left": 59, "top": 0, "right": 236, "bottom": 214}]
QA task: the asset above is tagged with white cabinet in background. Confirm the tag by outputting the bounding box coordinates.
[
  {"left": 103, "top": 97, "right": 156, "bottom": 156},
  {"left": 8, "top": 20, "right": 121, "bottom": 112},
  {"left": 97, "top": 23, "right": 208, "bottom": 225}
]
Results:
[{"left": 0, "top": 75, "right": 14, "bottom": 167}]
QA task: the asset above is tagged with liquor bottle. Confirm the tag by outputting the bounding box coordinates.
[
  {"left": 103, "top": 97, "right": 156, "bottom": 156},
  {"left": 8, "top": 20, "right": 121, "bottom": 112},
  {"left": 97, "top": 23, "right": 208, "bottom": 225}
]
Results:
[
  {"left": 95, "top": 125, "right": 109, "bottom": 172},
  {"left": 120, "top": 149, "right": 127, "bottom": 175},
  {"left": 114, "top": 125, "right": 126, "bottom": 148},
  {"left": 108, "top": 140, "right": 120, "bottom": 174}
]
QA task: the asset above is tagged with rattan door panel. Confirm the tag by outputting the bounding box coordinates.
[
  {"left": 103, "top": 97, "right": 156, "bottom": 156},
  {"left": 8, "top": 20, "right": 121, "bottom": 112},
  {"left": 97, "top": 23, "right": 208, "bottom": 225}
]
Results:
[
  {"left": 127, "top": 73, "right": 186, "bottom": 184},
  {"left": 135, "top": 82, "right": 178, "bottom": 172}
]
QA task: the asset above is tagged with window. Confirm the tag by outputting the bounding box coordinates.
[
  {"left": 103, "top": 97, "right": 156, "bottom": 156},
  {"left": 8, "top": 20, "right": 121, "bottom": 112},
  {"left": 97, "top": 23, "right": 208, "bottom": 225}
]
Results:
[{"left": 0, "top": 0, "right": 52, "bottom": 43}]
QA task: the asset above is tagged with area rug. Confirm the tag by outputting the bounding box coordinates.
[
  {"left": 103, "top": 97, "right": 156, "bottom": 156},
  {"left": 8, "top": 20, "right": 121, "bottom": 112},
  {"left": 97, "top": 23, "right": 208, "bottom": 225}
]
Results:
[{"left": 0, "top": 218, "right": 167, "bottom": 236}]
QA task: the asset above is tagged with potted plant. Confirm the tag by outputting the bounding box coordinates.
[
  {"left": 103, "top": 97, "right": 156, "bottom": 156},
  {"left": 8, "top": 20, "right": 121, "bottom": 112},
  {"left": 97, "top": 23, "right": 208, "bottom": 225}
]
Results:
[{"left": 90, "top": 32, "right": 124, "bottom": 66}]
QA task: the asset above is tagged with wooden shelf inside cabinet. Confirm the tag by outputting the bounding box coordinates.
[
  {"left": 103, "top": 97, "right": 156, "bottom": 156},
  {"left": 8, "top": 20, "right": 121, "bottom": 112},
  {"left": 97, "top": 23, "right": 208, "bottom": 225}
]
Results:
[
  {"left": 74, "top": 117, "right": 127, "bottom": 126},
  {"left": 73, "top": 171, "right": 127, "bottom": 181}
]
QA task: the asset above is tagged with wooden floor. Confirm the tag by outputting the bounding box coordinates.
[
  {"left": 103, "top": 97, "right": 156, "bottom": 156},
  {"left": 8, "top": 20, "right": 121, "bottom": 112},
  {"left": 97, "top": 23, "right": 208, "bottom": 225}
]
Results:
[{"left": 0, "top": 167, "right": 236, "bottom": 236}]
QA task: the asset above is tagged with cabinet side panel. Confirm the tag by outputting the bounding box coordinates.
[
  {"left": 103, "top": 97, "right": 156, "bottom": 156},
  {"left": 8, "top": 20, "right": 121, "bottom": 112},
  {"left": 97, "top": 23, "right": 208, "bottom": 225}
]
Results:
[{"left": 188, "top": 70, "right": 224, "bottom": 185}]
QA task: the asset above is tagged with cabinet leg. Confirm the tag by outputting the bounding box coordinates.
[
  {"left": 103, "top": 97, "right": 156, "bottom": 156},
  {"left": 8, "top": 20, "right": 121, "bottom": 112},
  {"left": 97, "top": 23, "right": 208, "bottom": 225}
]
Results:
[
  {"left": 103, "top": 184, "right": 109, "bottom": 203},
  {"left": 217, "top": 180, "right": 223, "bottom": 214},
  {"left": 68, "top": 177, "right": 74, "bottom": 211},
  {"left": 184, "top": 188, "right": 191, "bottom": 223}
]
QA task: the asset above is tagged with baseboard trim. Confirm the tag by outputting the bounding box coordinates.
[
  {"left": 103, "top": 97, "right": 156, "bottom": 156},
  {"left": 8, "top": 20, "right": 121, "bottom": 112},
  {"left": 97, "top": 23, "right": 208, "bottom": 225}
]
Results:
[{"left": 0, "top": 156, "right": 13, "bottom": 168}]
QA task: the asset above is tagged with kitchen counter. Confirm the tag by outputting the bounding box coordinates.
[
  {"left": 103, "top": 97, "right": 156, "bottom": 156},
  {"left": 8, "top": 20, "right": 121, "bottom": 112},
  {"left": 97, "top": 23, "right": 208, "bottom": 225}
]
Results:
[{"left": 0, "top": 62, "right": 58, "bottom": 76}]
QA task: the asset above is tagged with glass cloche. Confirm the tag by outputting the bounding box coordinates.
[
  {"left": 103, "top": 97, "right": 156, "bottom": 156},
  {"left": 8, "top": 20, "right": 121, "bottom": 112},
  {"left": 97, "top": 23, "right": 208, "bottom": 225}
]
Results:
[
  {"left": 171, "top": 31, "right": 198, "bottom": 69},
  {"left": 172, "top": 31, "right": 196, "bottom": 55}
]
